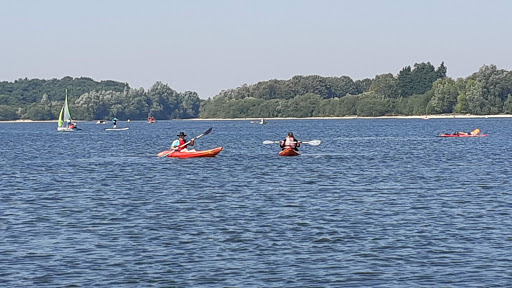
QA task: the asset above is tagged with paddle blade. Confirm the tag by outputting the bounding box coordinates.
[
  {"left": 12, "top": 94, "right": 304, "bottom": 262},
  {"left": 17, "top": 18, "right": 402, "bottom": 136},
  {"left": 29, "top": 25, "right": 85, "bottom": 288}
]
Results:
[
  {"left": 192, "top": 127, "right": 213, "bottom": 141},
  {"left": 203, "top": 127, "right": 213, "bottom": 136},
  {"left": 303, "top": 140, "right": 321, "bottom": 146},
  {"left": 263, "top": 140, "right": 280, "bottom": 144},
  {"left": 179, "top": 127, "right": 214, "bottom": 148}
]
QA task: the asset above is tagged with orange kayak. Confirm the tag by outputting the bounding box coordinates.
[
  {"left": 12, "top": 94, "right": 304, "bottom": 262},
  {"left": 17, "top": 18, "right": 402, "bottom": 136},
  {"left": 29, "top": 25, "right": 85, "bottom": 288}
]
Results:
[
  {"left": 168, "top": 147, "right": 223, "bottom": 158},
  {"left": 279, "top": 148, "right": 300, "bottom": 156}
]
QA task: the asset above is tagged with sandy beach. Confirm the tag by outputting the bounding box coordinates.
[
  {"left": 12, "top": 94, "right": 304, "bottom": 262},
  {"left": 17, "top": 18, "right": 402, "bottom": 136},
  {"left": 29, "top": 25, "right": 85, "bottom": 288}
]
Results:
[
  {"left": 189, "top": 114, "right": 512, "bottom": 121},
  {"left": 2, "top": 114, "right": 512, "bottom": 123}
]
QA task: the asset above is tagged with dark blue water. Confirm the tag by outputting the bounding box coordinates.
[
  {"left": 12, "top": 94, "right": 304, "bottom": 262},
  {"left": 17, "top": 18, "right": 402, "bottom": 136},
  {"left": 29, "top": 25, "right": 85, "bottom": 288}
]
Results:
[{"left": 1, "top": 118, "right": 511, "bottom": 287}]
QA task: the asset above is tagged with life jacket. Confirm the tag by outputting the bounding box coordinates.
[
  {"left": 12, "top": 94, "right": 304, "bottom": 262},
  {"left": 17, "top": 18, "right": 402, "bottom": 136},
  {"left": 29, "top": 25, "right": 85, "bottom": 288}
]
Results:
[
  {"left": 284, "top": 136, "right": 297, "bottom": 149},
  {"left": 177, "top": 138, "right": 187, "bottom": 151}
]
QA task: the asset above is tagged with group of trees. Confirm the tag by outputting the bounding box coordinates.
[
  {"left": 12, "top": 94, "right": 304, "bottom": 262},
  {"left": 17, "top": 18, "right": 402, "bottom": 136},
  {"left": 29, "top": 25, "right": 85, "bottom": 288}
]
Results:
[
  {"left": 1, "top": 62, "right": 512, "bottom": 121},
  {"left": 200, "top": 62, "right": 512, "bottom": 118},
  {"left": 0, "top": 78, "right": 201, "bottom": 121}
]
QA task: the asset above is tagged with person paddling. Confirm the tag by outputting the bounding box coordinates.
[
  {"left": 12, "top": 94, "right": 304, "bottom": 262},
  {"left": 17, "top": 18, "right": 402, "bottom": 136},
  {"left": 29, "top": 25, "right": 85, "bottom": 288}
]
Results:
[
  {"left": 112, "top": 118, "right": 118, "bottom": 129},
  {"left": 171, "top": 132, "right": 195, "bottom": 152},
  {"left": 280, "top": 132, "right": 300, "bottom": 151}
]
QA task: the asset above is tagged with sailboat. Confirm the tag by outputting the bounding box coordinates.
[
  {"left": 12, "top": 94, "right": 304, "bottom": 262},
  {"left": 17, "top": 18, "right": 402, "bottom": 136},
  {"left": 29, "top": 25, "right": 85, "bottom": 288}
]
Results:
[{"left": 57, "top": 89, "right": 76, "bottom": 132}]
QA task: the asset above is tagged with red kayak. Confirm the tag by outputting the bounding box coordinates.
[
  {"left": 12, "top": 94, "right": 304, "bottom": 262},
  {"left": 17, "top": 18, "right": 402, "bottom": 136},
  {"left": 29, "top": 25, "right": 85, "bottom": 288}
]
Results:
[
  {"left": 169, "top": 147, "right": 223, "bottom": 158},
  {"left": 440, "top": 134, "right": 488, "bottom": 137},
  {"left": 279, "top": 148, "right": 301, "bottom": 156},
  {"left": 157, "top": 147, "right": 223, "bottom": 158}
]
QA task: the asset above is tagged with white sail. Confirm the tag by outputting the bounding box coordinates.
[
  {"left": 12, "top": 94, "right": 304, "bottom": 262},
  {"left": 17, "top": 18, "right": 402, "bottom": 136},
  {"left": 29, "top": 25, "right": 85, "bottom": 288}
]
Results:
[
  {"left": 57, "top": 89, "right": 75, "bottom": 132},
  {"left": 63, "top": 96, "right": 71, "bottom": 124}
]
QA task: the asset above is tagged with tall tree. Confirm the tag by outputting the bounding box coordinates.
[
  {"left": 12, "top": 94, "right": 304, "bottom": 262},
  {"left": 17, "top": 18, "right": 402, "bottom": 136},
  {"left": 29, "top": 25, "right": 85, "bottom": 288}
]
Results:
[
  {"left": 397, "top": 66, "right": 414, "bottom": 97},
  {"left": 370, "top": 73, "right": 398, "bottom": 99}
]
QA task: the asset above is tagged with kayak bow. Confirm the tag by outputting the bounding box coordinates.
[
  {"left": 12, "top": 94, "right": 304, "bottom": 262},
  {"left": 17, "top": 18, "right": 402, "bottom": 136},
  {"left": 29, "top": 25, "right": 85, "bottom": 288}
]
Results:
[{"left": 279, "top": 148, "right": 300, "bottom": 156}]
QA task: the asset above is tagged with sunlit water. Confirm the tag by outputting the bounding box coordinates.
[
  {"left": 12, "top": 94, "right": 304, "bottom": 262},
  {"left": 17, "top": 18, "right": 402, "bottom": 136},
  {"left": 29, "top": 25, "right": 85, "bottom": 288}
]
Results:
[{"left": 1, "top": 118, "right": 511, "bottom": 287}]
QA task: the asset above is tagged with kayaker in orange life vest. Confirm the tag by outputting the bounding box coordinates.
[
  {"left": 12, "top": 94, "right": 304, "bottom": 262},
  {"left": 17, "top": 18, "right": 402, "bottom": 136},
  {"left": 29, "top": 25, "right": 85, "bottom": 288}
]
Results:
[
  {"left": 171, "top": 132, "right": 195, "bottom": 152},
  {"left": 280, "top": 132, "right": 301, "bottom": 151}
]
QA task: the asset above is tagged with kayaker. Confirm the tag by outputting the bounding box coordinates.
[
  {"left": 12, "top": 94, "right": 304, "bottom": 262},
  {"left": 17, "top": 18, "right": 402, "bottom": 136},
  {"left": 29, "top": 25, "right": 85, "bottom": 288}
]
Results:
[
  {"left": 112, "top": 118, "right": 117, "bottom": 128},
  {"left": 171, "top": 132, "right": 195, "bottom": 152},
  {"left": 280, "top": 132, "right": 300, "bottom": 151}
]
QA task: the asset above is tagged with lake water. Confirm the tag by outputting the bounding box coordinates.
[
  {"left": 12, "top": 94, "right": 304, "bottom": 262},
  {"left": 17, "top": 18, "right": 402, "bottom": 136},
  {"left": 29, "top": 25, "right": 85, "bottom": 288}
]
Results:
[{"left": 1, "top": 118, "right": 511, "bottom": 287}]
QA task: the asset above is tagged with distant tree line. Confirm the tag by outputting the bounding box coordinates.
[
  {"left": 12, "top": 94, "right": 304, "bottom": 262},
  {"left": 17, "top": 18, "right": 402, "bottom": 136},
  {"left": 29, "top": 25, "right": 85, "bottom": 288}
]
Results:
[
  {"left": 0, "top": 77, "right": 201, "bottom": 120},
  {"left": 200, "top": 62, "right": 512, "bottom": 118},
  {"left": 1, "top": 63, "right": 512, "bottom": 121}
]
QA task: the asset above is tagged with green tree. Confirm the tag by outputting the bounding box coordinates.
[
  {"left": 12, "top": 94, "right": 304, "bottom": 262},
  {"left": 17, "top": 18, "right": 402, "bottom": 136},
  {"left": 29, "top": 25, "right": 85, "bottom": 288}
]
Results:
[
  {"left": 503, "top": 95, "right": 512, "bottom": 114},
  {"left": 465, "top": 80, "right": 488, "bottom": 114},
  {"left": 370, "top": 73, "right": 398, "bottom": 99},
  {"left": 0, "top": 105, "right": 18, "bottom": 120},
  {"left": 428, "top": 78, "right": 458, "bottom": 113},
  {"left": 356, "top": 95, "right": 393, "bottom": 116},
  {"left": 355, "top": 78, "right": 372, "bottom": 94},
  {"left": 336, "top": 95, "right": 359, "bottom": 116},
  {"left": 436, "top": 61, "right": 447, "bottom": 78},
  {"left": 24, "top": 104, "right": 55, "bottom": 120},
  {"left": 280, "top": 93, "right": 323, "bottom": 117},
  {"left": 397, "top": 66, "right": 414, "bottom": 97}
]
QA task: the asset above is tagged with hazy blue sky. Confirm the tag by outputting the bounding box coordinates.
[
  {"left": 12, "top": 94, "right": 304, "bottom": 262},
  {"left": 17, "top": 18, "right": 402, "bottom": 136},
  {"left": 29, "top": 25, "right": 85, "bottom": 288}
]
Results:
[{"left": 1, "top": 0, "right": 511, "bottom": 98}]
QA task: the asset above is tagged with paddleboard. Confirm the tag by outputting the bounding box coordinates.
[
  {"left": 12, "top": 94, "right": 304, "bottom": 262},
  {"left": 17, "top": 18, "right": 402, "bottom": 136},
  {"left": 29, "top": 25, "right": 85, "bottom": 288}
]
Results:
[{"left": 105, "top": 127, "right": 129, "bottom": 131}]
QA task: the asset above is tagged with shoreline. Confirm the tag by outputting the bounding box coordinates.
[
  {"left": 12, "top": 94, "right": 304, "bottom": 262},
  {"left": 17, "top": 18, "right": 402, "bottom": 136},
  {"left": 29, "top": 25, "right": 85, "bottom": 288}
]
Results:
[
  {"left": 1, "top": 114, "right": 512, "bottom": 123},
  {"left": 189, "top": 114, "right": 512, "bottom": 121}
]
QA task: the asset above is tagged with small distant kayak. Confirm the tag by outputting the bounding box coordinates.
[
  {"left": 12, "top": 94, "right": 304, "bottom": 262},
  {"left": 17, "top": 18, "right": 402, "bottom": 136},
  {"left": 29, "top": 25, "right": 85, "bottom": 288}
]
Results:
[
  {"left": 279, "top": 148, "right": 300, "bottom": 156},
  {"left": 167, "top": 147, "right": 223, "bottom": 158},
  {"left": 105, "top": 127, "right": 129, "bottom": 131},
  {"left": 440, "top": 134, "right": 488, "bottom": 137}
]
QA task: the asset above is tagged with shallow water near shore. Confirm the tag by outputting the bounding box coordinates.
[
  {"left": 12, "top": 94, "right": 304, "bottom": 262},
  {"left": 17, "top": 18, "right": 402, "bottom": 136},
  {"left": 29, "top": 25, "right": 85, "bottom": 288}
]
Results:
[{"left": 1, "top": 118, "right": 511, "bottom": 287}]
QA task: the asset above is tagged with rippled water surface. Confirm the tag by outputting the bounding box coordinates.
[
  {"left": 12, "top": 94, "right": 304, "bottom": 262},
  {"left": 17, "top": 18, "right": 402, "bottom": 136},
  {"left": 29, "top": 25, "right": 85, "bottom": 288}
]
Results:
[{"left": 1, "top": 118, "right": 511, "bottom": 287}]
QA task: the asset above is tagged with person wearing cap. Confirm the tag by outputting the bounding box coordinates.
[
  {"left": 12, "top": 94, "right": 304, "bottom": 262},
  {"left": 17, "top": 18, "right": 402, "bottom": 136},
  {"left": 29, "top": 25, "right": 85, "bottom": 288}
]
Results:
[
  {"left": 171, "top": 132, "right": 195, "bottom": 152},
  {"left": 280, "top": 132, "right": 300, "bottom": 151},
  {"left": 112, "top": 117, "right": 118, "bottom": 129}
]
